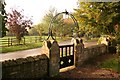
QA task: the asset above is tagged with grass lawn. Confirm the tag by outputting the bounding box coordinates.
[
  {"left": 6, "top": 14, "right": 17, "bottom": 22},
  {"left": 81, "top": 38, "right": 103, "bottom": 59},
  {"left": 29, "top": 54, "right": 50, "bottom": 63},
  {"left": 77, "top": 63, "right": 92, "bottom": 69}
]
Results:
[
  {"left": 0, "top": 36, "right": 72, "bottom": 53},
  {"left": 1, "top": 42, "right": 43, "bottom": 53},
  {"left": 99, "top": 58, "right": 120, "bottom": 73},
  {"left": 0, "top": 36, "right": 44, "bottom": 53},
  {"left": 1, "top": 36, "right": 99, "bottom": 53}
]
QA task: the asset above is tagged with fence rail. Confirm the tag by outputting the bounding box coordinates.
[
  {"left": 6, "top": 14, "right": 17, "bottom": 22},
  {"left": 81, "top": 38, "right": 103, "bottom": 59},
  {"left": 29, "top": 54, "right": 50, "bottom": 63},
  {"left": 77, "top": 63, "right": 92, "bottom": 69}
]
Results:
[{"left": 0, "top": 36, "right": 42, "bottom": 47}]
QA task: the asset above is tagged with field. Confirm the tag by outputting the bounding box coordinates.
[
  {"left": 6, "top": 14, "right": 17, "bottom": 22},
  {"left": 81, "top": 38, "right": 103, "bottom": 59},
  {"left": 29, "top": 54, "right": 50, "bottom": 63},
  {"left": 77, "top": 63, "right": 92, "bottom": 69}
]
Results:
[
  {"left": 0, "top": 36, "right": 43, "bottom": 53},
  {"left": 0, "top": 36, "right": 46, "bottom": 47},
  {"left": 0, "top": 36, "right": 71, "bottom": 53}
]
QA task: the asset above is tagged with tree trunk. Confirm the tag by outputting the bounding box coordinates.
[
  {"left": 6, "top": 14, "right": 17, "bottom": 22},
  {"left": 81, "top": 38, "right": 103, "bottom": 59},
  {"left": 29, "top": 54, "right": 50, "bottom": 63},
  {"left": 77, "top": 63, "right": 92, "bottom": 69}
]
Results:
[{"left": 16, "top": 35, "right": 21, "bottom": 45}]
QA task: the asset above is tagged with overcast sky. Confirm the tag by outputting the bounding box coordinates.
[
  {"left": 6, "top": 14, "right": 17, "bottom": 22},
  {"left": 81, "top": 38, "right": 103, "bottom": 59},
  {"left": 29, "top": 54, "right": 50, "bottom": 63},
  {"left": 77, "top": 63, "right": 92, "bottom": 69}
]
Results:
[{"left": 5, "top": 0, "right": 78, "bottom": 25}]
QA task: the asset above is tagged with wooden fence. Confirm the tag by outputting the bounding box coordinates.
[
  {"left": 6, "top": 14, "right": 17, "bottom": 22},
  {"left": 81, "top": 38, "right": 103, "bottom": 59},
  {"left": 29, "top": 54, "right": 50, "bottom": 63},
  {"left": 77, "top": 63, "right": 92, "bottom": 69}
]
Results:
[{"left": 0, "top": 37, "right": 42, "bottom": 47}]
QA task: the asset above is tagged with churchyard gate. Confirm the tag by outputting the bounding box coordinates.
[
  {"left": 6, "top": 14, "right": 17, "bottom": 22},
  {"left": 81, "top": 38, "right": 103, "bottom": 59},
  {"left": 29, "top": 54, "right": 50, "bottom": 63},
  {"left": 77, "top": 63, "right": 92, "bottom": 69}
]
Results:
[
  {"left": 59, "top": 44, "right": 74, "bottom": 69},
  {"left": 47, "top": 10, "right": 79, "bottom": 69}
]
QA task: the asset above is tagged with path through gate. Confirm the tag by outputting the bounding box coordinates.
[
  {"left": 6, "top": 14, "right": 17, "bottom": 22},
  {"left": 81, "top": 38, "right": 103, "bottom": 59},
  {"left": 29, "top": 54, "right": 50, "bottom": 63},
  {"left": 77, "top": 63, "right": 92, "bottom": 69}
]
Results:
[{"left": 59, "top": 44, "right": 74, "bottom": 69}]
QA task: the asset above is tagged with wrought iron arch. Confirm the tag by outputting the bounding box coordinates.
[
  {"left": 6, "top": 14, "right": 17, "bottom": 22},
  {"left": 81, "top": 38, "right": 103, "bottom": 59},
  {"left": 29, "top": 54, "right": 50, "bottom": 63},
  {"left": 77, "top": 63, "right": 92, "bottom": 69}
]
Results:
[{"left": 47, "top": 10, "right": 79, "bottom": 40}]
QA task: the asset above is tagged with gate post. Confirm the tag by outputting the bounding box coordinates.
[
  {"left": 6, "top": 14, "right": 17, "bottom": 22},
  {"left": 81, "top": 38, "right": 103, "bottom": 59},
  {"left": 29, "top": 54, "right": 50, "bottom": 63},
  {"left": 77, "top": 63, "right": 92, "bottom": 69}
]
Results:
[
  {"left": 42, "top": 40, "right": 60, "bottom": 77},
  {"left": 73, "top": 38, "right": 84, "bottom": 67}
]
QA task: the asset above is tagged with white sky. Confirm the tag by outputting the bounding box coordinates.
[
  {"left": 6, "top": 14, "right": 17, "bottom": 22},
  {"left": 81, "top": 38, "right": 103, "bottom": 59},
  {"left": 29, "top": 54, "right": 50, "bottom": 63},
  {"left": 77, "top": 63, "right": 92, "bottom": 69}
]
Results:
[{"left": 5, "top": 0, "right": 78, "bottom": 25}]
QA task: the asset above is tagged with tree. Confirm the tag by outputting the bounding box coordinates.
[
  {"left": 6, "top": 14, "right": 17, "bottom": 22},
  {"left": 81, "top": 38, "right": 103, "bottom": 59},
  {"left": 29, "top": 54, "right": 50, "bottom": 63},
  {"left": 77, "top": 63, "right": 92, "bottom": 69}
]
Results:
[
  {"left": 74, "top": 2, "right": 120, "bottom": 38},
  {"left": 42, "top": 8, "right": 75, "bottom": 39},
  {"left": 41, "top": 7, "right": 57, "bottom": 34},
  {"left": 28, "top": 27, "right": 39, "bottom": 36},
  {"left": 41, "top": 8, "right": 63, "bottom": 38},
  {"left": 30, "top": 23, "right": 44, "bottom": 39},
  {"left": 0, "top": 0, "right": 8, "bottom": 37},
  {"left": 7, "top": 8, "right": 33, "bottom": 44},
  {"left": 28, "top": 8, "right": 58, "bottom": 39},
  {"left": 59, "top": 18, "right": 74, "bottom": 37}
]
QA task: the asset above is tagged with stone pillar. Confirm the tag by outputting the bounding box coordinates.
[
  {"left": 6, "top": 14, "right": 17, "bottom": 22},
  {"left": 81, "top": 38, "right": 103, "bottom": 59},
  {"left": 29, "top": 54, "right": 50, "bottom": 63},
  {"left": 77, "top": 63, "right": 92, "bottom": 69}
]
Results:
[
  {"left": 42, "top": 40, "right": 60, "bottom": 77},
  {"left": 73, "top": 38, "right": 84, "bottom": 67}
]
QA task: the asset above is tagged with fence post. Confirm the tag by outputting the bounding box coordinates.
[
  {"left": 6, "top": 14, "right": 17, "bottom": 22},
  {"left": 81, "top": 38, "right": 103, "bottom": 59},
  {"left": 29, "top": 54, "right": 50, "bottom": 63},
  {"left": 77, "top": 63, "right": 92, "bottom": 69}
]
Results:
[
  {"left": 30, "top": 37, "right": 32, "bottom": 43},
  {"left": 8, "top": 38, "right": 9, "bottom": 47},
  {"left": 23, "top": 37, "right": 25, "bottom": 45},
  {"left": 35, "top": 37, "right": 37, "bottom": 43},
  {"left": 42, "top": 40, "right": 60, "bottom": 77},
  {"left": 39, "top": 37, "right": 41, "bottom": 42},
  {"left": 11, "top": 38, "right": 12, "bottom": 46}
]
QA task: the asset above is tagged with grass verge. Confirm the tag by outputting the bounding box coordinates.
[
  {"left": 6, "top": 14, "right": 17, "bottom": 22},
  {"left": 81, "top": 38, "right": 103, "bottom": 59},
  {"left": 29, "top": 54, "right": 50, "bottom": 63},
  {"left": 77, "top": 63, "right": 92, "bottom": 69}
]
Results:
[
  {"left": 1, "top": 42, "right": 43, "bottom": 53},
  {"left": 1, "top": 37, "right": 72, "bottom": 53},
  {"left": 99, "top": 58, "right": 120, "bottom": 73}
]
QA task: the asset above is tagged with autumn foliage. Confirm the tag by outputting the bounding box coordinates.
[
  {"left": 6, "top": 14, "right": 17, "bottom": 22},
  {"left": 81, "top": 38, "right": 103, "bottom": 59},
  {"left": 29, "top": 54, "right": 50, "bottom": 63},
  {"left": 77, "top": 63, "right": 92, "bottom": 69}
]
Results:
[{"left": 7, "top": 9, "right": 33, "bottom": 44}]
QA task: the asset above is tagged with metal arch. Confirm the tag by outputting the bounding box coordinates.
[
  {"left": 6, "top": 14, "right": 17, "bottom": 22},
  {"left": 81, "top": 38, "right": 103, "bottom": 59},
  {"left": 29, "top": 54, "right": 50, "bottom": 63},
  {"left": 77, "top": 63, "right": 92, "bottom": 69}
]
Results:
[{"left": 47, "top": 10, "right": 79, "bottom": 40}]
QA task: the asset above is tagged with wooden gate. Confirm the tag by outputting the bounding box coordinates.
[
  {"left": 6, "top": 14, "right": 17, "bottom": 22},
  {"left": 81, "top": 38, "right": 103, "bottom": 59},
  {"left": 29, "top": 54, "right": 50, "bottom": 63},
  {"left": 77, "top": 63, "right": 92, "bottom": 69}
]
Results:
[{"left": 59, "top": 44, "right": 74, "bottom": 69}]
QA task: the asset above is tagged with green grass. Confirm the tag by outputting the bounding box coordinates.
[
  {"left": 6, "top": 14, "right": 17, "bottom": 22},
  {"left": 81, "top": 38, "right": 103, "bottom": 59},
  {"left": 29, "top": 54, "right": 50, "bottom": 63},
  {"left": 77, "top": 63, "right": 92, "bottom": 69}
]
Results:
[
  {"left": 0, "top": 36, "right": 44, "bottom": 44},
  {"left": 0, "top": 36, "right": 44, "bottom": 53},
  {"left": 99, "top": 58, "right": 120, "bottom": 73},
  {"left": 1, "top": 42, "right": 43, "bottom": 53},
  {"left": 0, "top": 36, "right": 72, "bottom": 53},
  {"left": 0, "top": 36, "right": 98, "bottom": 53}
]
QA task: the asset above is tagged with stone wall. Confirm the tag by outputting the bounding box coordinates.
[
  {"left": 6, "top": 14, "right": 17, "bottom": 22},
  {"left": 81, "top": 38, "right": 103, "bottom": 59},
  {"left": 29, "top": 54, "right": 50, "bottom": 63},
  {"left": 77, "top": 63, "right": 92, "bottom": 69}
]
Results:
[
  {"left": 2, "top": 54, "right": 49, "bottom": 79},
  {"left": 74, "top": 38, "right": 107, "bottom": 67},
  {"left": 1, "top": 39, "right": 108, "bottom": 79},
  {"left": 80, "top": 44, "right": 107, "bottom": 65},
  {"left": 1, "top": 40, "right": 60, "bottom": 79}
]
